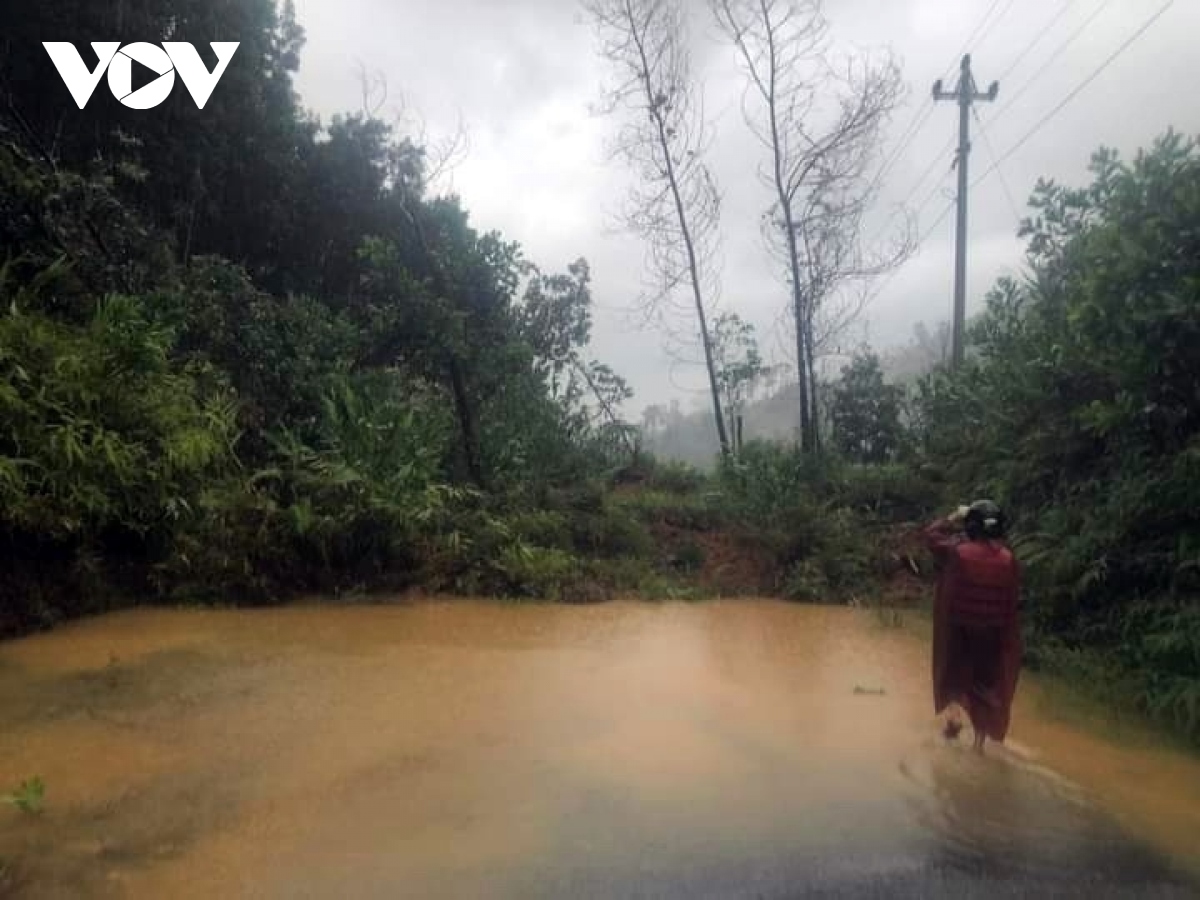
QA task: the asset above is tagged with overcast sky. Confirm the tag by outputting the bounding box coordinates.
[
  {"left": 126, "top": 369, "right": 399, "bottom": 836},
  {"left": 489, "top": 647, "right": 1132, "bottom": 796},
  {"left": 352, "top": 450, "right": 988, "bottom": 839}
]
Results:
[{"left": 291, "top": 0, "right": 1200, "bottom": 415}]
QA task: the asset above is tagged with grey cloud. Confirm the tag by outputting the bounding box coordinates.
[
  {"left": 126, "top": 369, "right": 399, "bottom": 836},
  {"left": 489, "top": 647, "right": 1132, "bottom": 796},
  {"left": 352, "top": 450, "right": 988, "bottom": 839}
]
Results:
[{"left": 292, "top": 0, "right": 1200, "bottom": 413}]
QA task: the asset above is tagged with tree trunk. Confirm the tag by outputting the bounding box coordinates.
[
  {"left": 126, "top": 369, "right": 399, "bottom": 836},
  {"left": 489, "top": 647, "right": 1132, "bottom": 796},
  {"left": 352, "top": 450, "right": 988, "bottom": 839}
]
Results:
[
  {"left": 446, "top": 355, "right": 486, "bottom": 488},
  {"left": 788, "top": 255, "right": 814, "bottom": 452},
  {"left": 773, "top": 124, "right": 813, "bottom": 452},
  {"left": 695, "top": 294, "right": 730, "bottom": 457},
  {"left": 575, "top": 358, "right": 638, "bottom": 460},
  {"left": 626, "top": 7, "right": 730, "bottom": 458},
  {"left": 656, "top": 124, "right": 729, "bottom": 459},
  {"left": 804, "top": 317, "right": 820, "bottom": 452}
]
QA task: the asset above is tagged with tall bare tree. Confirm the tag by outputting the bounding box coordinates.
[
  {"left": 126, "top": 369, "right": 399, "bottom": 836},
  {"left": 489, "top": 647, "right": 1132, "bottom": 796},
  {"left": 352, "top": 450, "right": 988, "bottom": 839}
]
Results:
[
  {"left": 584, "top": 0, "right": 730, "bottom": 456},
  {"left": 712, "top": 0, "right": 907, "bottom": 453}
]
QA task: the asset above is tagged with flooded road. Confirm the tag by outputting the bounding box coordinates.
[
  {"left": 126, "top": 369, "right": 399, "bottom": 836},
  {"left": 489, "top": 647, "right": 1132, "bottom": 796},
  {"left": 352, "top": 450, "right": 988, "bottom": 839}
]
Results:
[{"left": 1, "top": 600, "right": 1198, "bottom": 898}]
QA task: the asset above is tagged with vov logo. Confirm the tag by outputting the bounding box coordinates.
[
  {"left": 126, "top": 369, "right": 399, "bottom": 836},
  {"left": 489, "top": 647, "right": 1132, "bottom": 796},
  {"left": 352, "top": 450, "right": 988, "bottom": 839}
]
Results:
[{"left": 42, "top": 42, "right": 240, "bottom": 110}]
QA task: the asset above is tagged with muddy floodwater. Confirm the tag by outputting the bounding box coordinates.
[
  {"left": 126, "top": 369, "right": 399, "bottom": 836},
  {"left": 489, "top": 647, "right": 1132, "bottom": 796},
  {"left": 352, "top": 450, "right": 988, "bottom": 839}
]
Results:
[{"left": 1, "top": 601, "right": 1198, "bottom": 899}]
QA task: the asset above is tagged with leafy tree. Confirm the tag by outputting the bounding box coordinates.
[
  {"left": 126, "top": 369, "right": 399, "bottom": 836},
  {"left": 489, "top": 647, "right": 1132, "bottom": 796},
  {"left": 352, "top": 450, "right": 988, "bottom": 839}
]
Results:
[
  {"left": 711, "top": 312, "right": 771, "bottom": 455},
  {"left": 1, "top": 0, "right": 307, "bottom": 273},
  {"left": 352, "top": 197, "right": 524, "bottom": 489},
  {"left": 519, "top": 259, "right": 637, "bottom": 462},
  {"left": 829, "top": 351, "right": 903, "bottom": 463},
  {"left": 0, "top": 0, "right": 640, "bottom": 630}
]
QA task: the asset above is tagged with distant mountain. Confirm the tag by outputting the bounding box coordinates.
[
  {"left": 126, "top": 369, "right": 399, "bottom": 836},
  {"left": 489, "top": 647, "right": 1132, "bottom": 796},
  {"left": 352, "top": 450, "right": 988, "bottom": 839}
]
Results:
[
  {"left": 638, "top": 386, "right": 802, "bottom": 469},
  {"left": 637, "top": 321, "right": 949, "bottom": 467}
]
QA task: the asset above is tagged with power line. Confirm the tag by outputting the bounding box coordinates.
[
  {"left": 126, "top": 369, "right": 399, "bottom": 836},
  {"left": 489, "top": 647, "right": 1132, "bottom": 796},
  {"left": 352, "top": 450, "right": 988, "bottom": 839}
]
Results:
[
  {"left": 865, "top": 195, "right": 956, "bottom": 308},
  {"left": 990, "top": 0, "right": 1115, "bottom": 126},
  {"left": 866, "top": 0, "right": 1012, "bottom": 206},
  {"left": 869, "top": 165, "right": 958, "bottom": 300},
  {"left": 943, "top": 0, "right": 1018, "bottom": 80},
  {"left": 974, "top": 0, "right": 1176, "bottom": 190},
  {"left": 973, "top": 107, "right": 1022, "bottom": 225},
  {"left": 874, "top": 0, "right": 1049, "bottom": 248},
  {"left": 874, "top": 2, "right": 1175, "bottom": 317},
  {"left": 899, "top": 137, "right": 956, "bottom": 215},
  {"left": 933, "top": 54, "right": 999, "bottom": 367},
  {"left": 860, "top": 0, "right": 1018, "bottom": 313},
  {"left": 867, "top": 1, "right": 1127, "bottom": 314},
  {"left": 943, "top": 0, "right": 1002, "bottom": 79},
  {"left": 867, "top": 100, "right": 935, "bottom": 201},
  {"left": 913, "top": 168, "right": 955, "bottom": 226},
  {"left": 920, "top": 198, "right": 956, "bottom": 245},
  {"left": 996, "top": 0, "right": 1077, "bottom": 82},
  {"left": 864, "top": 0, "right": 1014, "bottom": 241},
  {"left": 871, "top": 0, "right": 1172, "bottom": 315},
  {"left": 884, "top": 0, "right": 1015, "bottom": 229},
  {"left": 876, "top": 148, "right": 955, "bottom": 248},
  {"left": 863, "top": 135, "right": 954, "bottom": 250}
]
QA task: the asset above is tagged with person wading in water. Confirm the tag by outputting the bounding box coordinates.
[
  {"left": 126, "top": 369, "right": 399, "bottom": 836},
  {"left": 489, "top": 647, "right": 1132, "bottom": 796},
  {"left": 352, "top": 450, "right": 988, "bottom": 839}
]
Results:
[{"left": 924, "top": 500, "right": 1021, "bottom": 754}]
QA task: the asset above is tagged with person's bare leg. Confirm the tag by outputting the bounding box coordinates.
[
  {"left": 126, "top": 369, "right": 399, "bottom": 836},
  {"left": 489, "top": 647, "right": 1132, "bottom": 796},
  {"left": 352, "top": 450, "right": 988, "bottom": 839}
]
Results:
[
  {"left": 968, "top": 703, "right": 986, "bottom": 753},
  {"left": 943, "top": 703, "right": 964, "bottom": 739},
  {"left": 971, "top": 714, "right": 986, "bottom": 753}
]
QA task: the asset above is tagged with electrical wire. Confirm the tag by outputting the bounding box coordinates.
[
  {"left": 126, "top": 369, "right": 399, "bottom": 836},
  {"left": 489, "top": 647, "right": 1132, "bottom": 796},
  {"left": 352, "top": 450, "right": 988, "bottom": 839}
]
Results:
[
  {"left": 888, "top": 136, "right": 956, "bottom": 222},
  {"left": 989, "top": 0, "right": 1116, "bottom": 126},
  {"left": 865, "top": 195, "right": 957, "bottom": 307},
  {"left": 912, "top": 172, "right": 955, "bottom": 229},
  {"left": 974, "top": 0, "right": 1176, "bottom": 189},
  {"left": 864, "top": 146, "right": 954, "bottom": 254},
  {"left": 865, "top": 0, "right": 1027, "bottom": 257},
  {"left": 867, "top": 100, "right": 935, "bottom": 202},
  {"left": 942, "top": 0, "right": 1019, "bottom": 81},
  {"left": 870, "top": 0, "right": 1176, "bottom": 310},
  {"left": 864, "top": 0, "right": 1012, "bottom": 245},
  {"left": 995, "top": 0, "right": 1077, "bottom": 82},
  {"left": 972, "top": 106, "right": 1022, "bottom": 225},
  {"left": 864, "top": 0, "right": 1019, "bottom": 215}
]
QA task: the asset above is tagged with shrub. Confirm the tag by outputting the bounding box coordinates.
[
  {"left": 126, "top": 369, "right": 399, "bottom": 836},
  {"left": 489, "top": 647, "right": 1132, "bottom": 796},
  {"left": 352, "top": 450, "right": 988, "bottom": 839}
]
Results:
[
  {"left": 783, "top": 559, "right": 830, "bottom": 603},
  {"left": 0, "top": 292, "right": 238, "bottom": 630},
  {"left": 828, "top": 463, "right": 941, "bottom": 522},
  {"left": 644, "top": 458, "right": 707, "bottom": 494},
  {"left": 507, "top": 509, "right": 573, "bottom": 551},
  {"left": 673, "top": 538, "right": 706, "bottom": 573},
  {"left": 494, "top": 544, "right": 580, "bottom": 600},
  {"left": 612, "top": 489, "right": 724, "bottom": 531},
  {"left": 569, "top": 508, "right": 654, "bottom": 559}
]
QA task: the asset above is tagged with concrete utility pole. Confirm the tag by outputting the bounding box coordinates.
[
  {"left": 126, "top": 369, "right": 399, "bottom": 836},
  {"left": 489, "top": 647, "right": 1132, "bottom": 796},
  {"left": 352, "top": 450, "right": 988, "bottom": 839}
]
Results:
[{"left": 933, "top": 55, "right": 997, "bottom": 368}]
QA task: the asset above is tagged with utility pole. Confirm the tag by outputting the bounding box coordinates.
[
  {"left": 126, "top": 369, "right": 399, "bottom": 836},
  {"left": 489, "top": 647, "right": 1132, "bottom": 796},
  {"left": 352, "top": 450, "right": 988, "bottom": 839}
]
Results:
[{"left": 933, "top": 55, "right": 998, "bottom": 368}]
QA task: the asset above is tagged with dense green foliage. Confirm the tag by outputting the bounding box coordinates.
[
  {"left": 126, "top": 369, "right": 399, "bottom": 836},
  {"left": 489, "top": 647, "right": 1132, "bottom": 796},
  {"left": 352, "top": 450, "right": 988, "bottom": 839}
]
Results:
[
  {"left": 718, "top": 442, "right": 936, "bottom": 601},
  {"left": 829, "top": 351, "right": 905, "bottom": 463},
  {"left": 0, "top": 0, "right": 649, "bottom": 630},
  {"left": 913, "top": 132, "right": 1200, "bottom": 743}
]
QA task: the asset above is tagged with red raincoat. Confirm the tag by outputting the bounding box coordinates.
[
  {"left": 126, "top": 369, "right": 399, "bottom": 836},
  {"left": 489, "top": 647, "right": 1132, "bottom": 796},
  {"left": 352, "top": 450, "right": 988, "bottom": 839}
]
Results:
[{"left": 924, "top": 519, "right": 1022, "bottom": 742}]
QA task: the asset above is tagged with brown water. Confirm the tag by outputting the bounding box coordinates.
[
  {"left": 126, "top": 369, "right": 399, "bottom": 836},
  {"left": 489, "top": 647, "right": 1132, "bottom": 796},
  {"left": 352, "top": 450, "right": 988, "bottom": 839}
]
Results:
[{"left": 0, "top": 600, "right": 1198, "bottom": 898}]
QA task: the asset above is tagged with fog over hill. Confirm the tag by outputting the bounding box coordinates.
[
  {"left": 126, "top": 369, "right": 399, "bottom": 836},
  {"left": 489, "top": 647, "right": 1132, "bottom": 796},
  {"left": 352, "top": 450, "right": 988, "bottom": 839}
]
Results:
[{"left": 640, "top": 319, "right": 950, "bottom": 467}]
